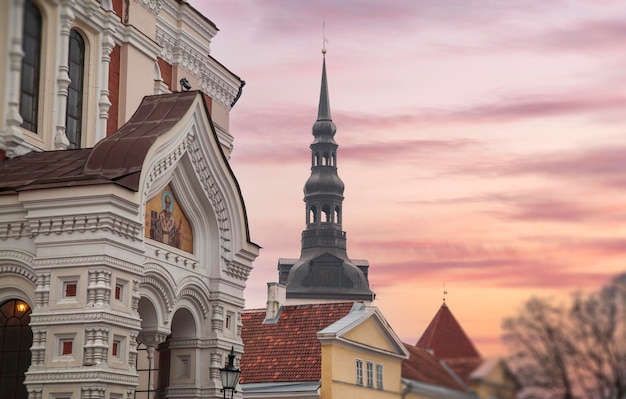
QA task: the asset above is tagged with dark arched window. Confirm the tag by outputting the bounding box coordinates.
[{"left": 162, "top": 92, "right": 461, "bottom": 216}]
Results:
[
  {"left": 0, "top": 299, "right": 32, "bottom": 399},
  {"left": 20, "top": 0, "right": 42, "bottom": 133},
  {"left": 66, "top": 29, "right": 85, "bottom": 149}
]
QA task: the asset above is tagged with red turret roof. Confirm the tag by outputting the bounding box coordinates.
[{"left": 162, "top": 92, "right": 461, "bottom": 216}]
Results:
[{"left": 415, "top": 302, "right": 482, "bottom": 382}]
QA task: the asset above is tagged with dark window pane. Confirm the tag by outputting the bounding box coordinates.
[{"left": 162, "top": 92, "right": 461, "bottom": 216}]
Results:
[
  {"left": 20, "top": 0, "right": 42, "bottom": 133},
  {"left": 66, "top": 29, "right": 85, "bottom": 148}
]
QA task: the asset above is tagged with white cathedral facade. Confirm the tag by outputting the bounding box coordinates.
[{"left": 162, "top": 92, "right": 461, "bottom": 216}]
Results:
[{"left": 0, "top": 1, "right": 259, "bottom": 398}]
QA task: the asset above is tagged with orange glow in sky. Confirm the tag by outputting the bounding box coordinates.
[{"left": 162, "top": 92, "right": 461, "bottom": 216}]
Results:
[{"left": 190, "top": 0, "right": 626, "bottom": 355}]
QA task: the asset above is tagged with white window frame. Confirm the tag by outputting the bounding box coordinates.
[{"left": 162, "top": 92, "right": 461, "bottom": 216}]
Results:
[
  {"left": 376, "top": 363, "right": 383, "bottom": 390},
  {"left": 54, "top": 333, "right": 76, "bottom": 361},
  {"left": 366, "top": 360, "right": 374, "bottom": 388},
  {"left": 356, "top": 358, "right": 363, "bottom": 386},
  {"left": 111, "top": 335, "right": 124, "bottom": 362}
]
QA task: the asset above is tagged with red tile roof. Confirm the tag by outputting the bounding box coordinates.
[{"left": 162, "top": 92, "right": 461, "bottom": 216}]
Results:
[
  {"left": 240, "top": 302, "right": 354, "bottom": 383},
  {"left": 415, "top": 302, "right": 482, "bottom": 383},
  {"left": 416, "top": 302, "right": 481, "bottom": 359},
  {"left": 0, "top": 91, "right": 200, "bottom": 194},
  {"left": 401, "top": 344, "right": 469, "bottom": 392}
]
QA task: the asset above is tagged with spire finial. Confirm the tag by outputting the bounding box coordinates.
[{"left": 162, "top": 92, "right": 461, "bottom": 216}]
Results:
[
  {"left": 322, "top": 21, "right": 328, "bottom": 55},
  {"left": 443, "top": 282, "right": 448, "bottom": 303}
]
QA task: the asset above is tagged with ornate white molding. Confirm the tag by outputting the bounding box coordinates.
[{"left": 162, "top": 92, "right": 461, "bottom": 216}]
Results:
[
  {"left": 155, "top": 27, "right": 239, "bottom": 109},
  {"left": 0, "top": 249, "right": 35, "bottom": 269},
  {"left": 224, "top": 260, "right": 251, "bottom": 281},
  {"left": 143, "top": 131, "right": 232, "bottom": 258},
  {"left": 140, "top": 275, "right": 174, "bottom": 313},
  {"left": 33, "top": 255, "right": 143, "bottom": 274},
  {"left": 134, "top": 0, "right": 165, "bottom": 15},
  {"left": 25, "top": 214, "right": 142, "bottom": 241},
  {"left": 178, "top": 287, "right": 210, "bottom": 318},
  {"left": 25, "top": 369, "right": 137, "bottom": 385},
  {"left": 160, "top": 1, "right": 218, "bottom": 45},
  {"left": 186, "top": 134, "right": 232, "bottom": 256},
  {"left": 29, "top": 310, "right": 142, "bottom": 329},
  {"left": 0, "top": 221, "right": 29, "bottom": 240}
]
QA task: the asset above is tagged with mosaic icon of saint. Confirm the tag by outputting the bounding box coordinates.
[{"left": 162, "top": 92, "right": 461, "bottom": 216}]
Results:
[{"left": 150, "top": 190, "right": 182, "bottom": 248}]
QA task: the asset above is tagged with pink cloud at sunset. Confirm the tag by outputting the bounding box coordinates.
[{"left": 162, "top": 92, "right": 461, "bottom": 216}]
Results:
[{"left": 190, "top": 1, "right": 626, "bottom": 355}]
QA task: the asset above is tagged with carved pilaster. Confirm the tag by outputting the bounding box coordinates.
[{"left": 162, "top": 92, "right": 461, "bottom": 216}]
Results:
[
  {"left": 83, "top": 326, "right": 110, "bottom": 366},
  {"left": 87, "top": 269, "right": 112, "bottom": 307},
  {"left": 131, "top": 278, "right": 141, "bottom": 314},
  {"left": 2, "top": 0, "right": 26, "bottom": 156},
  {"left": 27, "top": 386, "right": 43, "bottom": 399},
  {"left": 96, "top": 23, "right": 116, "bottom": 143},
  {"left": 209, "top": 351, "right": 222, "bottom": 381},
  {"left": 30, "top": 329, "right": 47, "bottom": 367},
  {"left": 128, "top": 330, "right": 139, "bottom": 369},
  {"left": 81, "top": 385, "right": 106, "bottom": 399},
  {"left": 211, "top": 303, "right": 223, "bottom": 333},
  {"left": 236, "top": 311, "right": 243, "bottom": 338},
  {"left": 34, "top": 273, "right": 50, "bottom": 309},
  {"left": 54, "top": 0, "right": 75, "bottom": 150}
]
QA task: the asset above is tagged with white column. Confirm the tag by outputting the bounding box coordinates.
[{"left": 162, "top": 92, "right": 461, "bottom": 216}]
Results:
[
  {"left": 2, "top": 0, "right": 26, "bottom": 156},
  {"left": 96, "top": 22, "right": 116, "bottom": 143},
  {"left": 53, "top": 0, "right": 74, "bottom": 150}
]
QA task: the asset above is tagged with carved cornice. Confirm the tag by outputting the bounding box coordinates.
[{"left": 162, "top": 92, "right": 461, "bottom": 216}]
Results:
[
  {"left": 33, "top": 255, "right": 143, "bottom": 275},
  {"left": 26, "top": 214, "right": 142, "bottom": 241},
  {"left": 155, "top": 27, "right": 238, "bottom": 109},
  {"left": 0, "top": 264, "right": 37, "bottom": 284},
  {"left": 160, "top": 1, "right": 218, "bottom": 46},
  {"left": 134, "top": 0, "right": 165, "bottom": 15},
  {"left": 30, "top": 310, "right": 142, "bottom": 329},
  {"left": 0, "top": 221, "right": 30, "bottom": 240},
  {"left": 0, "top": 248, "right": 34, "bottom": 266},
  {"left": 224, "top": 260, "right": 251, "bottom": 281},
  {"left": 25, "top": 369, "right": 138, "bottom": 385}
]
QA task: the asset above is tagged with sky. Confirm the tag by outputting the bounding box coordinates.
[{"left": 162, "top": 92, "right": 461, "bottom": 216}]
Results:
[{"left": 189, "top": 0, "right": 626, "bottom": 356}]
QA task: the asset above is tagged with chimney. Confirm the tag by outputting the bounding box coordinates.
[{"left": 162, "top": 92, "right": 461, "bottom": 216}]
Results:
[{"left": 264, "top": 282, "right": 285, "bottom": 324}]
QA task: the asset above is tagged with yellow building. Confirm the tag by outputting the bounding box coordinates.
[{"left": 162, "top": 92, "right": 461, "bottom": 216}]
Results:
[
  {"left": 317, "top": 303, "right": 408, "bottom": 399},
  {"left": 240, "top": 285, "right": 408, "bottom": 399},
  {"left": 469, "top": 358, "right": 518, "bottom": 399}
]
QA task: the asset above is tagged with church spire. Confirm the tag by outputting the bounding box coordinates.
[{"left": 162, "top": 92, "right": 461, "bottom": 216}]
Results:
[
  {"left": 317, "top": 51, "right": 331, "bottom": 122},
  {"left": 277, "top": 49, "right": 375, "bottom": 304}
]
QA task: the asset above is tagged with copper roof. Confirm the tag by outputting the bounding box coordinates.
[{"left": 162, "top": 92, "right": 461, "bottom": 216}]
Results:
[
  {"left": 240, "top": 302, "right": 354, "bottom": 383},
  {"left": 0, "top": 92, "right": 199, "bottom": 194},
  {"left": 401, "top": 344, "right": 469, "bottom": 392}
]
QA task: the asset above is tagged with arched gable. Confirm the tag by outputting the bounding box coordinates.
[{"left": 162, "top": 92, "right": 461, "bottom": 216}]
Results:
[{"left": 135, "top": 92, "right": 258, "bottom": 279}]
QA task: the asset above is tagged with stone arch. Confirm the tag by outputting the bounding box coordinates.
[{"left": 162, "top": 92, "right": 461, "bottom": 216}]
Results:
[
  {"left": 176, "top": 276, "right": 211, "bottom": 319},
  {"left": 140, "top": 265, "right": 176, "bottom": 324},
  {"left": 0, "top": 251, "right": 37, "bottom": 307},
  {"left": 169, "top": 306, "right": 198, "bottom": 339}
]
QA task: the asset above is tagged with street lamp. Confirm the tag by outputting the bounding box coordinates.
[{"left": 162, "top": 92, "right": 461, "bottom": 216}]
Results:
[{"left": 220, "top": 346, "right": 241, "bottom": 399}]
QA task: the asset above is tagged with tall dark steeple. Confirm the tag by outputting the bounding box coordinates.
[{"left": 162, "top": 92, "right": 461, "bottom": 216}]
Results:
[{"left": 277, "top": 48, "right": 375, "bottom": 303}]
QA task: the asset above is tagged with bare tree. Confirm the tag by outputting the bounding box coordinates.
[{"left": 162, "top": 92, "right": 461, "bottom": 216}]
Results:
[{"left": 502, "top": 274, "right": 626, "bottom": 399}]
